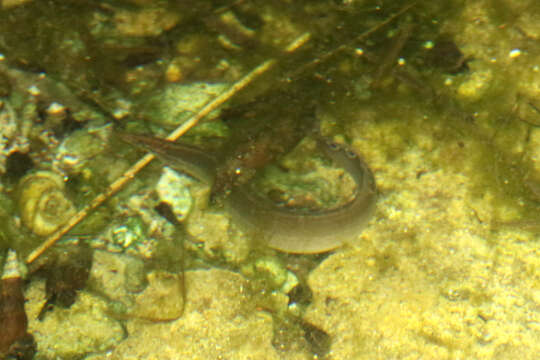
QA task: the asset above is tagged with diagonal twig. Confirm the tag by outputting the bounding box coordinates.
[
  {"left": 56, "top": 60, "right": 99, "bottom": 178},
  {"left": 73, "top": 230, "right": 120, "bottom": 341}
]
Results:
[{"left": 25, "top": 32, "right": 311, "bottom": 264}]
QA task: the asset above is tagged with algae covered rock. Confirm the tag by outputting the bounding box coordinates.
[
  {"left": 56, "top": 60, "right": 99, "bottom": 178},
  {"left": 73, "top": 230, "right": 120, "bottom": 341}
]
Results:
[
  {"left": 87, "top": 250, "right": 146, "bottom": 309},
  {"left": 25, "top": 280, "right": 125, "bottom": 359},
  {"left": 302, "top": 106, "right": 540, "bottom": 359},
  {"left": 140, "top": 82, "right": 229, "bottom": 127}
]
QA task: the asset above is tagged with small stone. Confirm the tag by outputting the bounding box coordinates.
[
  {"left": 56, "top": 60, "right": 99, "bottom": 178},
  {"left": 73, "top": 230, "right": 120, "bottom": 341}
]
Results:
[
  {"left": 156, "top": 167, "right": 193, "bottom": 222},
  {"left": 457, "top": 70, "right": 492, "bottom": 100},
  {"left": 254, "top": 256, "right": 288, "bottom": 288},
  {"left": 165, "top": 63, "right": 184, "bottom": 83},
  {"left": 141, "top": 82, "right": 229, "bottom": 127},
  {"left": 87, "top": 250, "right": 146, "bottom": 308},
  {"left": 114, "top": 7, "right": 180, "bottom": 37},
  {"left": 2, "top": 0, "right": 32, "bottom": 9},
  {"left": 54, "top": 129, "right": 107, "bottom": 173}
]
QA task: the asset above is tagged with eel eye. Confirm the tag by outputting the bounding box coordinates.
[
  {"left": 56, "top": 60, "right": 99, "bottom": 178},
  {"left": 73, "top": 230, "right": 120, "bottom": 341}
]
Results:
[
  {"left": 327, "top": 142, "right": 340, "bottom": 151},
  {"left": 345, "top": 150, "right": 357, "bottom": 159}
]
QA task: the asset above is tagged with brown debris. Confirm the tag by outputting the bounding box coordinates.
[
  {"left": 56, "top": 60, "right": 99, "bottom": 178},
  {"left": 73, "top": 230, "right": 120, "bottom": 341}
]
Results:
[{"left": 0, "top": 250, "right": 36, "bottom": 360}]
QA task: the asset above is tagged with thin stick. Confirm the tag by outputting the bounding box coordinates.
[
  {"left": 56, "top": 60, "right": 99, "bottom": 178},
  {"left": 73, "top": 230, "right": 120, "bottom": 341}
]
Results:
[
  {"left": 284, "top": 2, "right": 415, "bottom": 81},
  {"left": 25, "top": 32, "right": 311, "bottom": 264}
]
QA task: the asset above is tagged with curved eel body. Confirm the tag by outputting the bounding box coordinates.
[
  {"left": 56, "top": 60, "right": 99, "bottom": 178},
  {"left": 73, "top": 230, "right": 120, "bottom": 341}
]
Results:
[{"left": 118, "top": 132, "right": 376, "bottom": 254}]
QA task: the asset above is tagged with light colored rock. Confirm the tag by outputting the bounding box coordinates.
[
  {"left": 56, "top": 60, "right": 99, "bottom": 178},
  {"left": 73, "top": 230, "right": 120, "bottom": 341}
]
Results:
[
  {"left": 457, "top": 69, "right": 493, "bottom": 101},
  {"left": 114, "top": 6, "right": 180, "bottom": 37},
  {"left": 1, "top": 0, "right": 32, "bottom": 9},
  {"left": 142, "top": 82, "right": 229, "bottom": 127},
  {"left": 186, "top": 210, "right": 251, "bottom": 263}
]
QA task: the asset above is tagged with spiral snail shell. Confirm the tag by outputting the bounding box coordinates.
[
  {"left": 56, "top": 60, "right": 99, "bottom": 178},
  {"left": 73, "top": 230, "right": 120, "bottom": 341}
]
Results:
[{"left": 18, "top": 171, "right": 75, "bottom": 236}]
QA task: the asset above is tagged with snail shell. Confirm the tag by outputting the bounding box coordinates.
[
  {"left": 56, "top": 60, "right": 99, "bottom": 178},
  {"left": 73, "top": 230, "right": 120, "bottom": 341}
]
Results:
[{"left": 18, "top": 171, "right": 75, "bottom": 236}]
